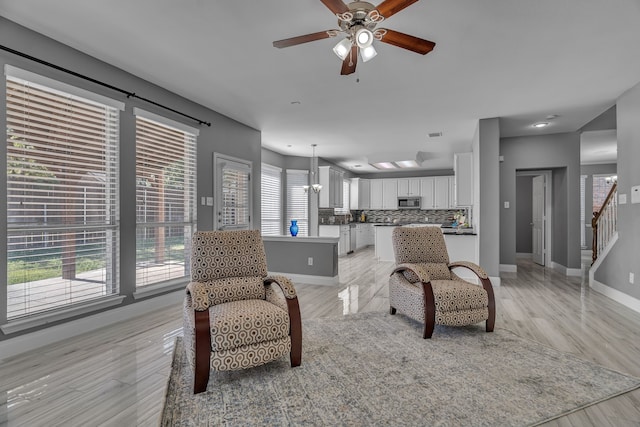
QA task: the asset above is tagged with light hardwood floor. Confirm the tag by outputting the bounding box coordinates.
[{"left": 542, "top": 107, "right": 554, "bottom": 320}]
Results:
[{"left": 1, "top": 247, "right": 640, "bottom": 426}]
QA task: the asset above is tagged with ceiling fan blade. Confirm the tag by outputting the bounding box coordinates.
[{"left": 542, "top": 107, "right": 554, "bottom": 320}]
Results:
[
  {"left": 273, "top": 31, "right": 334, "bottom": 48},
  {"left": 375, "top": 0, "right": 419, "bottom": 18},
  {"left": 340, "top": 45, "right": 358, "bottom": 75},
  {"left": 320, "top": 0, "right": 349, "bottom": 15},
  {"left": 378, "top": 29, "right": 435, "bottom": 55}
]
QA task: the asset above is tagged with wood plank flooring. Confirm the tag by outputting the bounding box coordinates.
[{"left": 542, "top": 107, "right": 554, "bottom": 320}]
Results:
[{"left": 1, "top": 247, "right": 640, "bottom": 426}]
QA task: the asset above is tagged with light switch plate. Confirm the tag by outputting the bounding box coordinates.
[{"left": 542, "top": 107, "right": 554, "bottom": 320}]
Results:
[
  {"left": 206, "top": 197, "right": 214, "bottom": 206},
  {"left": 631, "top": 185, "right": 640, "bottom": 204},
  {"left": 504, "top": 201, "right": 510, "bottom": 209}
]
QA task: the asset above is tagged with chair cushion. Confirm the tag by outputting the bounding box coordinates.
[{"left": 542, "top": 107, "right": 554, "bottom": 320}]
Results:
[
  {"left": 191, "top": 230, "right": 268, "bottom": 281},
  {"left": 392, "top": 226, "right": 450, "bottom": 264},
  {"left": 209, "top": 299, "right": 290, "bottom": 352},
  {"left": 402, "top": 263, "right": 452, "bottom": 282},
  {"left": 201, "top": 276, "right": 266, "bottom": 307},
  {"left": 430, "top": 280, "right": 488, "bottom": 312}
]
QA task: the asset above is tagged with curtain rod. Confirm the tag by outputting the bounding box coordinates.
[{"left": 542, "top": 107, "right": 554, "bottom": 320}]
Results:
[{"left": 1, "top": 44, "right": 212, "bottom": 127}]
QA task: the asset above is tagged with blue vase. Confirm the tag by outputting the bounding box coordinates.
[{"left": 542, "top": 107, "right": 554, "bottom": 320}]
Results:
[{"left": 289, "top": 220, "right": 299, "bottom": 237}]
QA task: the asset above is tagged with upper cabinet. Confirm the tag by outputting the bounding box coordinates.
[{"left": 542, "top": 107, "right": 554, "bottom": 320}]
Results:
[
  {"left": 434, "top": 176, "right": 451, "bottom": 209},
  {"left": 319, "top": 166, "right": 344, "bottom": 208},
  {"left": 382, "top": 179, "right": 398, "bottom": 209},
  {"left": 454, "top": 152, "right": 474, "bottom": 206},
  {"left": 397, "top": 178, "right": 421, "bottom": 197},
  {"left": 370, "top": 179, "right": 383, "bottom": 209},
  {"left": 420, "top": 176, "right": 453, "bottom": 209},
  {"left": 350, "top": 178, "right": 370, "bottom": 210}
]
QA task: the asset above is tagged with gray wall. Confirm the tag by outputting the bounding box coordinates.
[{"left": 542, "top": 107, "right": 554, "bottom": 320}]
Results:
[
  {"left": 477, "top": 118, "right": 501, "bottom": 277},
  {"left": 499, "top": 132, "right": 581, "bottom": 269},
  {"left": 0, "top": 17, "right": 262, "bottom": 340},
  {"left": 580, "top": 163, "right": 617, "bottom": 248},
  {"left": 515, "top": 176, "right": 533, "bottom": 253},
  {"left": 594, "top": 82, "right": 640, "bottom": 299}
]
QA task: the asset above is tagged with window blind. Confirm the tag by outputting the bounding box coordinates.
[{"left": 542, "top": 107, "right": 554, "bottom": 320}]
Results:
[
  {"left": 261, "top": 163, "right": 282, "bottom": 235},
  {"left": 286, "top": 170, "right": 309, "bottom": 237},
  {"left": 135, "top": 114, "right": 197, "bottom": 288},
  {"left": 6, "top": 74, "right": 120, "bottom": 319}
]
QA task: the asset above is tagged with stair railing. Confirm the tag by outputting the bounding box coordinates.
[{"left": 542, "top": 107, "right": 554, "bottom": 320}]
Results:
[{"left": 592, "top": 182, "right": 617, "bottom": 264}]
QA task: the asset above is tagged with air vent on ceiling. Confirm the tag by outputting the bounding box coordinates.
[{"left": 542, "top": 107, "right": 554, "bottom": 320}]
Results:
[{"left": 428, "top": 132, "right": 443, "bottom": 138}]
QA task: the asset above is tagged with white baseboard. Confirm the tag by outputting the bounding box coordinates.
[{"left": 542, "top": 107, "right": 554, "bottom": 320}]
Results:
[
  {"left": 590, "top": 279, "right": 640, "bottom": 314},
  {"left": 489, "top": 276, "right": 501, "bottom": 287},
  {"left": 516, "top": 252, "right": 532, "bottom": 258},
  {"left": 499, "top": 264, "right": 517, "bottom": 273},
  {"left": 0, "top": 290, "right": 184, "bottom": 361},
  {"left": 268, "top": 272, "right": 339, "bottom": 286},
  {"left": 550, "top": 262, "right": 582, "bottom": 277}
]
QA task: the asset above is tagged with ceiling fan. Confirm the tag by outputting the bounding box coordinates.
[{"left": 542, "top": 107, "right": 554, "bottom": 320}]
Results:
[{"left": 273, "top": 0, "right": 436, "bottom": 75}]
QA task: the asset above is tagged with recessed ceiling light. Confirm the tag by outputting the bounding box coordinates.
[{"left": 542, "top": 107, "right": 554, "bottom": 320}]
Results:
[
  {"left": 353, "top": 164, "right": 362, "bottom": 168},
  {"left": 532, "top": 122, "right": 549, "bottom": 128},
  {"left": 287, "top": 144, "right": 292, "bottom": 147},
  {"left": 545, "top": 114, "right": 559, "bottom": 120},
  {"left": 394, "top": 160, "right": 420, "bottom": 168},
  {"left": 371, "top": 162, "right": 396, "bottom": 170},
  {"left": 290, "top": 101, "right": 301, "bottom": 105}
]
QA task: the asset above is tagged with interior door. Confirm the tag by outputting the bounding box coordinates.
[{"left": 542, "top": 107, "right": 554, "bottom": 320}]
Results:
[{"left": 532, "top": 175, "right": 545, "bottom": 265}]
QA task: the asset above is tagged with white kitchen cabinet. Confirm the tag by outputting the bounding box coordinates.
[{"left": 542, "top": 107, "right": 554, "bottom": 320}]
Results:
[
  {"left": 355, "top": 223, "right": 374, "bottom": 249},
  {"left": 397, "top": 178, "right": 421, "bottom": 197},
  {"left": 434, "top": 176, "right": 451, "bottom": 209},
  {"left": 370, "top": 179, "right": 383, "bottom": 209},
  {"left": 339, "top": 225, "right": 351, "bottom": 256},
  {"left": 454, "top": 152, "right": 474, "bottom": 206},
  {"left": 382, "top": 179, "right": 398, "bottom": 209},
  {"left": 420, "top": 177, "right": 435, "bottom": 209},
  {"left": 319, "top": 225, "right": 350, "bottom": 256},
  {"left": 350, "top": 178, "right": 370, "bottom": 210},
  {"left": 319, "top": 166, "right": 344, "bottom": 208}
]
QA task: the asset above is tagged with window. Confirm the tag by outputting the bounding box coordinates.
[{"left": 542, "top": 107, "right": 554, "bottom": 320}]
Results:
[
  {"left": 214, "top": 154, "right": 251, "bottom": 230},
  {"left": 334, "top": 179, "right": 350, "bottom": 215},
  {"left": 593, "top": 174, "right": 616, "bottom": 214},
  {"left": 135, "top": 109, "right": 197, "bottom": 288},
  {"left": 6, "top": 67, "right": 122, "bottom": 320},
  {"left": 261, "top": 163, "right": 282, "bottom": 235},
  {"left": 286, "top": 170, "right": 309, "bottom": 237}
]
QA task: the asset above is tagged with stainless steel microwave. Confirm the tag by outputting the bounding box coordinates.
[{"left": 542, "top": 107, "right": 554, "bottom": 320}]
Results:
[{"left": 398, "top": 197, "right": 421, "bottom": 209}]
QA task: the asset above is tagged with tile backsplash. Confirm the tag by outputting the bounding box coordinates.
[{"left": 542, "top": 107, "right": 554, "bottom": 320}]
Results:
[{"left": 319, "top": 208, "right": 469, "bottom": 225}]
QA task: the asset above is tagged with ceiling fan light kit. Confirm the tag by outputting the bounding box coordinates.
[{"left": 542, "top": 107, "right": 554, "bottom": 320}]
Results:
[{"left": 273, "top": 0, "right": 436, "bottom": 75}]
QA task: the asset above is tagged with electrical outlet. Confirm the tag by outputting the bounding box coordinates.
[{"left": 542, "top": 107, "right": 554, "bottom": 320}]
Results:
[
  {"left": 630, "top": 273, "right": 635, "bottom": 284},
  {"left": 308, "top": 257, "right": 313, "bottom": 266}
]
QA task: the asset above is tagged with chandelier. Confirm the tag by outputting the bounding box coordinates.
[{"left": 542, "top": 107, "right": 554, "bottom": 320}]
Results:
[{"left": 303, "top": 144, "right": 323, "bottom": 193}]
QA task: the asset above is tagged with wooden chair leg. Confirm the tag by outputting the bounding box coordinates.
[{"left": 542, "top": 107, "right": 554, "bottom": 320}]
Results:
[
  {"left": 287, "top": 297, "right": 302, "bottom": 367},
  {"left": 421, "top": 281, "right": 436, "bottom": 339},
  {"left": 193, "top": 309, "right": 211, "bottom": 394},
  {"left": 390, "top": 306, "right": 397, "bottom": 315},
  {"left": 481, "top": 278, "right": 496, "bottom": 333}
]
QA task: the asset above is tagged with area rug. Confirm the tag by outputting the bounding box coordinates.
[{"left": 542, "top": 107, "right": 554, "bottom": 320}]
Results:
[{"left": 161, "top": 312, "right": 640, "bottom": 426}]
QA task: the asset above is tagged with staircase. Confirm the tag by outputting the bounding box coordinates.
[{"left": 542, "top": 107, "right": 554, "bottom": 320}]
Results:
[{"left": 591, "top": 182, "right": 617, "bottom": 264}]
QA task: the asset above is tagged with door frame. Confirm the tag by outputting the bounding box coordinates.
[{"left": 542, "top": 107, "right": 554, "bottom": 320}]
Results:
[{"left": 516, "top": 170, "right": 552, "bottom": 267}]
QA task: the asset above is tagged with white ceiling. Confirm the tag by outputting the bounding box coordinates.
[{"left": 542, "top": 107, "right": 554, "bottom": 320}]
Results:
[{"left": 2, "top": 0, "right": 638, "bottom": 172}]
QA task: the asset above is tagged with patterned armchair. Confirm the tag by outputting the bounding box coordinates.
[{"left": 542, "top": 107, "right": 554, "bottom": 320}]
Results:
[
  {"left": 183, "top": 229, "right": 302, "bottom": 394},
  {"left": 389, "top": 226, "right": 495, "bottom": 338}
]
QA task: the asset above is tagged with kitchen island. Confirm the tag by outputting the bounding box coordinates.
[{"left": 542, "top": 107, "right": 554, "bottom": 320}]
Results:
[
  {"left": 262, "top": 235, "right": 339, "bottom": 285},
  {"left": 373, "top": 224, "right": 479, "bottom": 282}
]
